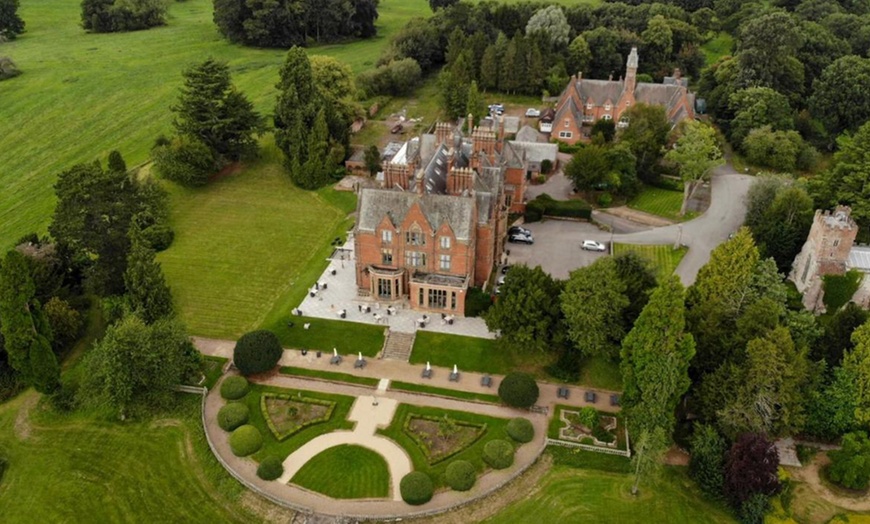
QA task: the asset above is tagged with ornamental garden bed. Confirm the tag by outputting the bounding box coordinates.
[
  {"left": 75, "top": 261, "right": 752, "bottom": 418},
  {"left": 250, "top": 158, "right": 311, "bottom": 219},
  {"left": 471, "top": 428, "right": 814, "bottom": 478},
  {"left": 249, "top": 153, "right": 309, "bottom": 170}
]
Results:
[
  {"left": 260, "top": 393, "right": 336, "bottom": 441},
  {"left": 405, "top": 415, "right": 487, "bottom": 464},
  {"left": 548, "top": 405, "right": 627, "bottom": 451}
]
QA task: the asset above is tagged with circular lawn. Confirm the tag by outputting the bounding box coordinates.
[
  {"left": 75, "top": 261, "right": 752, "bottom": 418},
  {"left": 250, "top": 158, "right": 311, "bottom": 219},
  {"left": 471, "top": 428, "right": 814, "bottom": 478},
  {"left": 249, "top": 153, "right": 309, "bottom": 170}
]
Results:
[{"left": 291, "top": 444, "right": 390, "bottom": 499}]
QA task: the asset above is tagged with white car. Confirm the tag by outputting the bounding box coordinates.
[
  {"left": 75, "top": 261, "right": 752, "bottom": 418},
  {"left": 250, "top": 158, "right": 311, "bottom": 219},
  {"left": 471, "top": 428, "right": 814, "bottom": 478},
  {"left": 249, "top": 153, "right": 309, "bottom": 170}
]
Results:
[
  {"left": 497, "top": 274, "right": 507, "bottom": 286},
  {"left": 509, "top": 233, "right": 534, "bottom": 245},
  {"left": 582, "top": 240, "right": 607, "bottom": 252},
  {"left": 525, "top": 108, "right": 541, "bottom": 118}
]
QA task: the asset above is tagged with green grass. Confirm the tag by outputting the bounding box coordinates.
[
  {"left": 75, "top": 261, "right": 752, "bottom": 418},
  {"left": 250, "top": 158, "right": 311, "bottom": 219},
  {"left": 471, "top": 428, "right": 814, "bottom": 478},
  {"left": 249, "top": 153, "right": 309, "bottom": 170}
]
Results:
[
  {"left": 291, "top": 444, "right": 390, "bottom": 499},
  {"left": 628, "top": 186, "right": 692, "bottom": 221},
  {"left": 0, "top": 0, "right": 431, "bottom": 249},
  {"left": 278, "top": 366, "right": 380, "bottom": 387},
  {"left": 238, "top": 384, "right": 355, "bottom": 461},
  {"left": 390, "top": 381, "right": 501, "bottom": 403},
  {"left": 269, "top": 316, "right": 385, "bottom": 357},
  {"left": 612, "top": 244, "right": 688, "bottom": 282},
  {"left": 484, "top": 466, "right": 736, "bottom": 524},
  {"left": 377, "top": 403, "right": 512, "bottom": 487},
  {"left": 823, "top": 270, "right": 863, "bottom": 312},
  {"left": 0, "top": 394, "right": 256, "bottom": 523},
  {"left": 577, "top": 357, "right": 623, "bottom": 391},
  {"left": 155, "top": 142, "right": 354, "bottom": 338},
  {"left": 547, "top": 447, "right": 632, "bottom": 473},
  {"left": 410, "top": 331, "right": 555, "bottom": 376},
  {"left": 201, "top": 356, "right": 228, "bottom": 390},
  {"left": 702, "top": 32, "right": 734, "bottom": 66}
]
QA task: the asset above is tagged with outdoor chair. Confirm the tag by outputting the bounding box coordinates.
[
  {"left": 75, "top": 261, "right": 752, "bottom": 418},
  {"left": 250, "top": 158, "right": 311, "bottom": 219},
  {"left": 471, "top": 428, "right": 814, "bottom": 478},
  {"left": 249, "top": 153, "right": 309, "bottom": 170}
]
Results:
[
  {"left": 449, "top": 371, "right": 460, "bottom": 382},
  {"left": 481, "top": 375, "right": 492, "bottom": 388},
  {"left": 422, "top": 368, "right": 433, "bottom": 379},
  {"left": 585, "top": 391, "right": 597, "bottom": 403}
]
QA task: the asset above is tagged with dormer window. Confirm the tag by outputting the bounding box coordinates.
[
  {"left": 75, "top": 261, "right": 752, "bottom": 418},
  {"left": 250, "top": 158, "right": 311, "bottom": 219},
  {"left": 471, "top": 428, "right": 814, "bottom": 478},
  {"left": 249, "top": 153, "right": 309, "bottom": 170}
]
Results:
[
  {"left": 382, "top": 230, "right": 392, "bottom": 243},
  {"left": 405, "top": 225, "right": 425, "bottom": 246},
  {"left": 605, "top": 103, "right": 612, "bottom": 111},
  {"left": 440, "top": 236, "right": 451, "bottom": 249},
  {"left": 586, "top": 103, "right": 593, "bottom": 110},
  {"left": 564, "top": 119, "right": 570, "bottom": 128}
]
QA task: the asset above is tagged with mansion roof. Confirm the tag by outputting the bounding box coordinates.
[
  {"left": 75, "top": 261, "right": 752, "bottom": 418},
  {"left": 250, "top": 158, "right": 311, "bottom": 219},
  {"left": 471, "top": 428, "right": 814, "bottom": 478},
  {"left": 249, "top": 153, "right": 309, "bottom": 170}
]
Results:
[{"left": 357, "top": 188, "right": 476, "bottom": 241}]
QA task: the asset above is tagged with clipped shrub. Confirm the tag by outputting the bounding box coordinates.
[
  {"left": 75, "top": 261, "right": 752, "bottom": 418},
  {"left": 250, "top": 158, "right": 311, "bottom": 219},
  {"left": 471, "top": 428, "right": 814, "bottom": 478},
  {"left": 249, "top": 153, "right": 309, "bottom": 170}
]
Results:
[
  {"left": 217, "top": 402, "right": 250, "bottom": 431},
  {"left": 576, "top": 407, "right": 599, "bottom": 430},
  {"left": 498, "top": 372, "right": 539, "bottom": 408},
  {"left": 400, "top": 471, "right": 434, "bottom": 505},
  {"left": 483, "top": 439, "right": 515, "bottom": 470},
  {"left": 0, "top": 56, "right": 21, "bottom": 81},
  {"left": 506, "top": 418, "right": 535, "bottom": 443},
  {"left": 152, "top": 136, "right": 217, "bottom": 187},
  {"left": 233, "top": 330, "right": 283, "bottom": 376},
  {"left": 445, "top": 460, "right": 477, "bottom": 491},
  {"left": 229, "top": 425, "right": 263, "bottom": 457},
  {"left": 540, "top": 159, "right": 553, "bottom": 174},
  {"left": 256, "top": 455, "right": 285, "bottom": 481},
  {"left": 220, "top": 376, "right": 250, "bottom": 400},
  {"left": 597, "top": 192, "right": 613, "bottom": 207}
]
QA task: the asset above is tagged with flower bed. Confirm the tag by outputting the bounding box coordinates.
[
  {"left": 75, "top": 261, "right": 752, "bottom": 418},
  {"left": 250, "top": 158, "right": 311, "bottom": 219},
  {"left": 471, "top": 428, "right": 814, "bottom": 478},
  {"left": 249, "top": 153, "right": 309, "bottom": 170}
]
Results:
[
  {"left": 260, "top": 393, "right": 336, "bottom": 441},
  {"left": 558, "top": 409, "right": 619, "bottom": 449},
  {"left": 403, "top": 414, "right": 487, "bottom": 465}
]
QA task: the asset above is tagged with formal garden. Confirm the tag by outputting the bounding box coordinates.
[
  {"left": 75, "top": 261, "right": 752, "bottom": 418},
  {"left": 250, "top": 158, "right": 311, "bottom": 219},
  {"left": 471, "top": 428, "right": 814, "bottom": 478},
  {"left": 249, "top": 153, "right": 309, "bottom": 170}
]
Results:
[{"left": 549, "top": 405, "right": 627, "bottom": 453}]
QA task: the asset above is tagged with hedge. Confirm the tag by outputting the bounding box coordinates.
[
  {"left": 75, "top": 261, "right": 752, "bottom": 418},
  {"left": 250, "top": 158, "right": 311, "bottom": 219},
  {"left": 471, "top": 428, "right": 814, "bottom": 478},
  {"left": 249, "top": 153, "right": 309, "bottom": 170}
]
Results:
[
  {"left": 260, "top": 393, "right": 336, "bottom": 441},
  {"left": 257, "top": 455, "right": 285, "bottom": 481},
  {"left": 220, "top": 376, "right": 250, "bottom": 400},
  {"left": 217, "top": 402, "right": 250, "bottom": 431},
  {"left": 506, "top": 418, "right": 535, "bottom": 443},
  {"left": 233, "top": 330, "right": 283, "bottom": 376},
  {"left": 483, "top": 439, "right": 515, "bottom": 470},
  {"left": 498, "top": 372, "right": 540, "bottom": 408},
  {"left": 400, "top": 471, "right": 434, "bottom": 505},
  {"left": 445, "top": 460, "right": 477, "bottom": 491},
  {"left": 229, "top": 425, "right": 263, "bottom": 457},
  {"left": 402, "top": 414, "right": 487, "bottom": 464},
  {"left": 524, "top": 193, "right": 591, "bottom": 222}
]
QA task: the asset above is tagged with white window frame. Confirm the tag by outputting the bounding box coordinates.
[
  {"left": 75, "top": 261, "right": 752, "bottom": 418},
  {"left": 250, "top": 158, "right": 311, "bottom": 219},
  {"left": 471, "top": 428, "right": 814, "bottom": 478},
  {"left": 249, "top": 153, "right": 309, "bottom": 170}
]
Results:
[
  {"left": 439, "top": 254, "right": 451, "bottom": 271},
  {"left": 559, "top": 131, "right": 573, "bottom": 139},
  {"left": 605, "top": 103, "right": 612, "bottom": 111},
  {"left": 603, "top": 114, "right": 612, "bottom": 121},
  {"left": 440, "top": 236, "right": 451, "bottom": 249},
  {"left": 382, "top": 230, "right": 392, "bottom": 243}
]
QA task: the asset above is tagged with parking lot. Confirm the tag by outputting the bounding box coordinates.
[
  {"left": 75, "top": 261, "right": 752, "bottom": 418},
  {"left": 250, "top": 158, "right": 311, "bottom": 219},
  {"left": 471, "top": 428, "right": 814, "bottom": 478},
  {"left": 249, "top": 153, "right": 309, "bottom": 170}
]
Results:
[{"left": 505, "top": 220, "right": 610, "bottom": 280}]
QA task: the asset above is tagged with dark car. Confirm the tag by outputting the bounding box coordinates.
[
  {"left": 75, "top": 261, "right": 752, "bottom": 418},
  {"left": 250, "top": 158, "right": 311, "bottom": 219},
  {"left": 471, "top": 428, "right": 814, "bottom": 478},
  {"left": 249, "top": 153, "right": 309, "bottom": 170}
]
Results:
[
  {"left": 508, "top": 233, "right": 534, "bottom": 245},
  {"left": 508, "top": 226, "right": 531, "bottom": 237}
]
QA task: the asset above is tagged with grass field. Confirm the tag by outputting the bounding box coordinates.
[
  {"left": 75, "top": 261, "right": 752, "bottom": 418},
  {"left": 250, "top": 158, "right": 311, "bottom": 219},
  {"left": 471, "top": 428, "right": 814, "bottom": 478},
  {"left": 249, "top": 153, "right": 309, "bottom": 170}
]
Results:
[
  {"left": 291, "top": 444, "right": 390, "bottom": 499},
  {"left": 577, "top": 356, "right": 623, "bottom": 391},
  {"left": 267, "top": 316, "right": 385, "bottom": 357},
  {"left": 612, "top": 244, "right": 688, "bottom": 281},
  {"left": 628, "top": 186, "right": 690, "bottom": 221},
  {"left": 0, "top": 393, "right": 256, "bottom": 523},
  {"left": 410, "top": 332, "right": 553, "bottom": 376}
]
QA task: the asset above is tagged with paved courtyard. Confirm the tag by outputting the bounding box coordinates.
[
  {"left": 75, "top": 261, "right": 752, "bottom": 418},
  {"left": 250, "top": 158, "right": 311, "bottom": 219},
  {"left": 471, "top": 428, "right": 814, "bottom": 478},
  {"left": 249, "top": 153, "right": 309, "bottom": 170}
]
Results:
[
  {"left": 296, "top": 237, "right": 493, "bottom": 339},
  {"left": 506, "top": 220, "right": 611, "bottom": 280}
]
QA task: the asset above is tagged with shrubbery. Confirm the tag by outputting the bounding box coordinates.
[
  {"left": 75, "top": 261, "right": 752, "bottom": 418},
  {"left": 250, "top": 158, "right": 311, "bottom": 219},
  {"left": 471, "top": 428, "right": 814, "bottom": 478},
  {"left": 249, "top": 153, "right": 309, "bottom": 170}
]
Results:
[
  {"left": 0, "top": 56, "right": 21, "bottom": 81},
  {"left": 445, "top": 460, "right": 476, "bottom": 491},
  {"left": 229, "top": 425, "right": 263, "bottom": 457},
  {"left": 256, "top": 455, "right": 285, "bottom": 481},
  {"left": 220, "top": 376, "right": 250, "bottom": 400},
  {"left": 828, "top": 431, "right": 870, "bottom": 490},
  {"left": 483, "top": 439, "right": 514, "bottom": 470},
  {"left": 506, "top": 417, "right": 534, "bottom": 443},
  {"left": 233, "top": 330, "right": 283, "bottom": 376},
  {"left": 400, "top": 471, "right": 434, "bottom": 505},
  {"left": 498, "top": 372, "right": 539, "bottom": 408},
  {"left": 358, "top": 58, "right": 423, "bottom": 97},
  {"left": 152, "top": 137, "right": 217, "bottom": 187},
  {"left": 217, "top": 402, "right": 250, "bottom": 431},
  {"left": 465, "top": 287, "right": 492, "bottom": 317},
  {"left": 81, "top": 0, "right": 168, "bottom": 33},
  {"left": 524, "top": 193, "right": 592, "bottom": 223}
]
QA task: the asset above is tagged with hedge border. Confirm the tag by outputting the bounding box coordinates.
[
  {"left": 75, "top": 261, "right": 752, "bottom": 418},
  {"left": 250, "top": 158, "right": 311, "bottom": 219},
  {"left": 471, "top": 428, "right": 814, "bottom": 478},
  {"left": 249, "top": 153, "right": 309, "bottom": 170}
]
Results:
[
  {"left": 402, "top": 414, "right": 488, "bottom": 465},
  {"left": 260, "top": 393, "right": 336, "bottom": 441}
]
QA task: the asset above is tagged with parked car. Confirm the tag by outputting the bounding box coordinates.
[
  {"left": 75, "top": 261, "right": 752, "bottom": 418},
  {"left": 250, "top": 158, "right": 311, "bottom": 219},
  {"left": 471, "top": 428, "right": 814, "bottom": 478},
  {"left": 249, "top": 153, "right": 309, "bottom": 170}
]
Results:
[
  {"left": 501, "top": 264, "right": 512, "bottom": 275},
  {"left": 497, "top": 273, "right": 508, "bottom": 285},
  {"left": 525, "top": 108, "right": 541, "bottom": 118},
  {"left": 581, "top": 240, "right": 606, "bottom": 252},
  {"left": 508, "top": 226, "right": 531, "bottom": 237},
  {"left": 509, "top": 233, "right": 534, "bottom": 245},
  {"left": 489, "top": 103, "right": 505, "bottom": 115}
]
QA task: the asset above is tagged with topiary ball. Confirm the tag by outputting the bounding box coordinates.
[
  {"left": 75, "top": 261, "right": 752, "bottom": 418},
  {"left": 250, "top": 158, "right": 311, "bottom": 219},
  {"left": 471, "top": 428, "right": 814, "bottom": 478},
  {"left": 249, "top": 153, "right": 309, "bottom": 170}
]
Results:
[
  {"left": 257, "top": 455, "right": 285, "bottom": 481},
  {"left": 233, "top": 330, "right": 283, "bottom": 376},
  {"left": 229, "top": 425, "right": 263, "bottom": 457},
  {"left": 217, "top": 402, "right": 250, "bottom": 431},
  {"left": 506, "top": 417, "right": 535, "bottom": 443},
  {"left": 445, "top": 460, "right": 476, "bottom": 491},
  {"left": 220, "top": 376, "right": 250, "bottom": 400},
  {"left": 483, "top": 439, "right": 515, "bottom": 470},
  {"left": 400, "top": 471, "right": 434, "bottom": 505},
  {"left": 498, "top": 372, "right": 539, "bottom": 408}
]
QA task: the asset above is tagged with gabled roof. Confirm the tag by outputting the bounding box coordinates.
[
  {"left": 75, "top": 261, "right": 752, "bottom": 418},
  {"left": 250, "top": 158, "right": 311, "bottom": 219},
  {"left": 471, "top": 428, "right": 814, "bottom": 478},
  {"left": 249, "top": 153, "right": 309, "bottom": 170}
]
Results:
[
  {"left": 516, "top": 125, "right": 545, "bottom": 143},
  {"left": 357, "top": 188, "right": 476, "bottom": 241}
]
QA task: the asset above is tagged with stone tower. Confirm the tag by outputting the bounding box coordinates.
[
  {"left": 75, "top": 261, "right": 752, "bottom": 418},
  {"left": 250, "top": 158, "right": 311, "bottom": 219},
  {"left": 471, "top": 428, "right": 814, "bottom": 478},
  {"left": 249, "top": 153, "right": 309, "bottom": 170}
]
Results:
[
  {"left": 624, "top": 47, "right": 639, "bottom": 95},
  {"left": 789, "top": 206, "right": 858, "bottom": 312}
]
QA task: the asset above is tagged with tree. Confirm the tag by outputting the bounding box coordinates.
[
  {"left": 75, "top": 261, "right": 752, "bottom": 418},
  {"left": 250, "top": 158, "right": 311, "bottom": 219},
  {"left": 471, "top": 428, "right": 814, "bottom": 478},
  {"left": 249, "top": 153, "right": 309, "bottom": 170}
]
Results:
[
  {"left": 562, "top": 257, "right": 629, "bottom": 360},
  {"left": 0, "top": 250, "right": 59, "bottom": 394},
  {"left": 0, "top": 0, "right": 25, "bottom": 40},
  {"left": 621, "top": 276, "right": 696, "bottom": 438},
  {"left": 666, "top": 121, "right": 724, "bottom": 216},
  {"left": 619, "top": 104, "right": 671, "bottom": 184},
  {"left": 43, "top": 297, "right": 83, "bottom": 353},
  {"left": 364, "top": 145, "right": 381, "bottom": 176},
  {"left": 498, "top": 372, "right": 539, "bottom": 408},
  {"left": 81, "top": 0, "right": 167, "bottom": 33},
  {"left": 484, "top": 265, "right": 564, "bottom": 353},
  {"left": 816, "top": 302, "right": 869, "bottom": 366},
  {"left": 582, "top": 27, "right": 623, "bottom": 80},
  {"left": 565, "top": 145, "right": 612, "bottom": 191},
  {"left": 152, "top": 136, "right": 217, "bottom": 187},
  {"left": 613, "top": 250, "right": 657, "bottom": 325},
  {"left": 742, "top": 126, "right": 807, "bottom": 172},
  {"left": 479, "top": 44, "right": 500, "bottom": 91},
  {"left": 566, "top": 35, "right": 592, "bottom": 76},
  {"left": 428, "top": 0, "right": 458, "bottom": 11},
  {"left": 723, "top": 433, "right": 781, "bottom": 510},
  {"left": 641, "top": 15, "right": 674, "bottom": 75},
  {"left": 631, "top": 426, "right": 668, "bottom": 495},
  {"left": 797, "top": 21, "right": 851, "bottom": 93},
  {"left": 813, "top": 121, "right": 870, "bottom": 229},
  {"left": 465, "top": 81, "right": 485, "bottom": 129},
  {"left": 839, "top": 321, "right": 870, "bottom": 427},
  {"left": 107, "top": 150, "right": 127, "bottom": 173},
  {"left": 172, "top": 59, "right": 263, "bottom": 162},
  {"left": 745, "top": 179, "right": 814, "bottom": 273},
  {"left": 735, "top": 11, "right": 806, "bottom": 103},
  {"left": 590, "top": 119, "right": 616, "bottom": 143},
  {"left": 727, "top": 87, "right": 794, "bottom": 150},
  {"left": 124, "top": 231, "right": 173, "bottom": 324},
  {"left": 233, "top": 330, "right": 283, "bottom": 376},
  {"left": 82, "top": 315, "right": 200, "bottom": 416},
  {"left": 809, "top": 56, "right": 870, "bottom": 139},
  {"left": 689, "top": 423, "right": 727, "bottom": 498},
  {"left": 828, "top": 431, "right": 870, "bottom": 490},
  {"left": 526, "top": 5, "right": 570, "bottom": 48}
]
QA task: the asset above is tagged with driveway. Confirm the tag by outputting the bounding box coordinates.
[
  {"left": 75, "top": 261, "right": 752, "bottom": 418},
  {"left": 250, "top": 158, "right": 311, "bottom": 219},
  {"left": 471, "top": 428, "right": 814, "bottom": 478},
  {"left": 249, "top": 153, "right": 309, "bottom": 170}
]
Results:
[{"left": 506, "top": 220, "right": 609, "bottom": 280}]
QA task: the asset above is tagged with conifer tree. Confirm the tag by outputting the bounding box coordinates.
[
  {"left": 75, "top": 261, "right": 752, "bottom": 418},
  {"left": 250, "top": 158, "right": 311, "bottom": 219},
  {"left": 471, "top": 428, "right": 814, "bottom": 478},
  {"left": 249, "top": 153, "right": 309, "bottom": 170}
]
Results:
[{"left": 124, "top": 230, "right": 174, "bottom": 324}]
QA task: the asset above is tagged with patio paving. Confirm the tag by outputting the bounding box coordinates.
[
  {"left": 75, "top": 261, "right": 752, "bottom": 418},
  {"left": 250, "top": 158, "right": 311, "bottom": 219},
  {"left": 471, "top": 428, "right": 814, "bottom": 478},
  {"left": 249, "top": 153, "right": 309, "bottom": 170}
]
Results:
[{"left": 296, "top": 236, "right": 494, "bottom": 339}]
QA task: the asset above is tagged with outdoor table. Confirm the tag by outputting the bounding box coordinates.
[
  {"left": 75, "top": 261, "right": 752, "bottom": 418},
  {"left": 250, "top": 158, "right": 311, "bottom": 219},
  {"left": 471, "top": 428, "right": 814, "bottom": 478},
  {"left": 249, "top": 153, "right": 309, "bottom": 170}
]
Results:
[
  {"left": 585, "top": 391, "right": 597, "bottom": 403},
  {"left": 449, "top": 372, "right": 460, "bottom": 382},
  {"left": 330, "top": 355, "right": 342, "bottom": 365},
  {"left": 422, "top": 368, "right": 433, "bottom": 379}
]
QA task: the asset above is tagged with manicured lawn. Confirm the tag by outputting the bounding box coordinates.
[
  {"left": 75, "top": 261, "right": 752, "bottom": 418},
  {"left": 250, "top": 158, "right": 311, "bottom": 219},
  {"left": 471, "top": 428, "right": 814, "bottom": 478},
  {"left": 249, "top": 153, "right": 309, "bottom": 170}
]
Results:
[
  {"left": 578, "top": 357, "right": 623, "bottom": 392},
  {"left": 389, "top": 381, "right": 501, "bottom": 403},
  {"left": 279, "top": 366, "right": 380, "bottom": 388},
  {"left": 291, "top": 444, "right": 390, "bottom": 499},
  {"left": 200, "top": 356, "right": 228, "bottom": 390},
  {"left": 702, "top": 32, "right": 734, "bottom": 66},
  {"left": 410, "top": 332, "right": 554, "bottom": 376},
  {"left": 377, "top": 403, "right": 514, "bottom": 487},
  {"left": 0, "top": 393, "right": 256, "bottom": 523},
  {"left": 547, "top": 446, "right": 632, "bottom": 473},
  {"left": 628, "top": 186, "right": 690, "bottom": 221},
  {"left": 235, "top": 384, "right": 355, "bottom": 461},
  {"left": 483, "top": 465, "right": 736, "bottom": 523},
  {"left": 268, "top": 316, "right": 385, "bottom": 357},
  {"left": 612, "top": 244, "right": 688, "bottom": 282},
  {"left": 155, "top": 144, "right": 354, "bottom": 338}
]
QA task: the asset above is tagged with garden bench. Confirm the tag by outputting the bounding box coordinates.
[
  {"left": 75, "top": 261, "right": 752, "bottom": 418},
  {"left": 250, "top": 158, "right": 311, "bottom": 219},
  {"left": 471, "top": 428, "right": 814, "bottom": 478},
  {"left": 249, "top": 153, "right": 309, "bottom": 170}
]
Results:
[{"left": 330, "top": 355, "right": 342, "bottom": 365}]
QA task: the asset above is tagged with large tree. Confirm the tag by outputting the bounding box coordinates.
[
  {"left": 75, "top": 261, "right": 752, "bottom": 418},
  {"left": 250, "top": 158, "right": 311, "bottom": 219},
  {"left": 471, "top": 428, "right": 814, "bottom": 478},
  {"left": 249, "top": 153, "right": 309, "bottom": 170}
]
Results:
[
  {"left": 0, "top": 0, "right": 25, "bottom": 40},
  {"left": 809, "top": 55, "right": 870, "bottom": 139},
  {"left": 665, "top": 120, "right": 724, "bottom": 216},
  {"left": 727, "top": 87, "right": 794, "bottom": 150},
  {"left": 745, "top": 178, "right": 814, "bottom": 273},
  {"left": 723, "top": 433, "right": 781, "bottom": 512},
  {"left": 525, "top": 5, "right": 570, "bottom": 48},
  {"left": 811, "top": 121, "right": 870, "bottom": 229},
  {"left": 618, "top": 104, "right": 671, "bottom": 184},
  {"left": 620, "top": 276, "right": 695, "bottom": 438},
  {"left": 124, "top": 231, "right": 173, "bottom": 325},
  {"left": 735, "top": 11, "right": 805, "bottom": 103}
]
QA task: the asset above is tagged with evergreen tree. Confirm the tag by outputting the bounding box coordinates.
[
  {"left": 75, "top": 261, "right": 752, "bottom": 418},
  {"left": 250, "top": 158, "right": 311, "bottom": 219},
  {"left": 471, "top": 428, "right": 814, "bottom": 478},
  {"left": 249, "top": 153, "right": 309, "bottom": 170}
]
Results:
[
  {"left": 0, "top": 0, "right": 25, "bottom": 40},
  {"left": 124, "top": 230, "right": 174, "bottom": 325},
  {"left": 465, "top": 81, "right": 486, "bottom": 129},
  {"left": 301, "top": 108, "right": 332, "bottom": 188},
  {"left": 108, "top": 150, "right": 127, "bottom": 173},
  {"left": 479, "top": 44, "right": 500, "bottom": 91}
]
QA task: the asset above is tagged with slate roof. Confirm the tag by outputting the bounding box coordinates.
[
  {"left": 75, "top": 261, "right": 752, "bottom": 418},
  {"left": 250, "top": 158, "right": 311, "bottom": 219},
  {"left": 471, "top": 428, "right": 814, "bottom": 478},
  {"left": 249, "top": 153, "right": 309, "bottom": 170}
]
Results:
[
  {"left": 508, "top": 141, "right": 558, "bottom": 163},
  {"left": 516, "top": 125, "right": 545, "bottom": 143},
  {"left": 357, "top": 188, "right": 475, "bottom": 241}
]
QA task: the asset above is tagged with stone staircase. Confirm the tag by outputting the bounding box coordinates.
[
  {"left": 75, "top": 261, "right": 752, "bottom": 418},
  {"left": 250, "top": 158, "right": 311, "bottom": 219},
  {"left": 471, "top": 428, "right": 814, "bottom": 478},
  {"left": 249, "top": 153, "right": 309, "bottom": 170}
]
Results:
[{"left": 381, "top": 329, "right": 416, "bottom": 361}]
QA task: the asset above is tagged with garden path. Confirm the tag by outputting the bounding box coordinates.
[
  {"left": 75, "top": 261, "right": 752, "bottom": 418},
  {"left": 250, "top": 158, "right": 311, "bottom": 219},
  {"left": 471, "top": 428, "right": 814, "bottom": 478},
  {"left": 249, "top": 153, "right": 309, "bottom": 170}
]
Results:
[{"left": 788, "top": 453, "right": 870, "bottom": 512}]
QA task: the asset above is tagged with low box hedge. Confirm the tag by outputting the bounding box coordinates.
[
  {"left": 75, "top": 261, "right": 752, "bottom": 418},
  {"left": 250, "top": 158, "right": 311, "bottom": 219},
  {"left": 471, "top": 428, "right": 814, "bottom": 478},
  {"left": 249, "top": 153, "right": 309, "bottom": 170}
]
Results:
[
  {"left": 524, "top": 193, "right": 591, "bottom": 222},
  {"left": 403, "top": 414, "right": 487, "bottom": 465},
  {"left": 260, "top": 393, "right": 336, "bottom": 441},
  {"left": 217, "top": 402, "right": 250, "bottom": 432}
]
